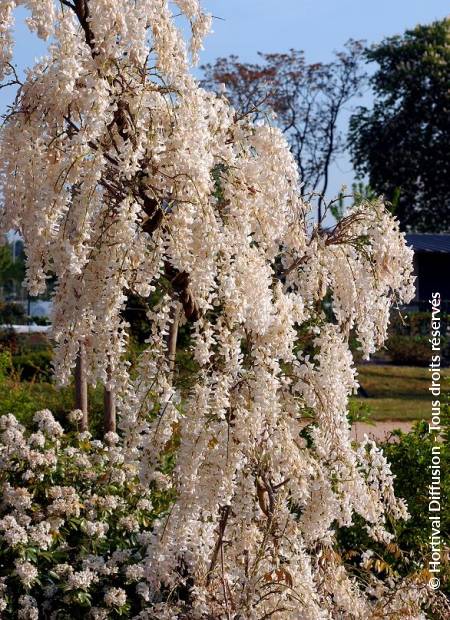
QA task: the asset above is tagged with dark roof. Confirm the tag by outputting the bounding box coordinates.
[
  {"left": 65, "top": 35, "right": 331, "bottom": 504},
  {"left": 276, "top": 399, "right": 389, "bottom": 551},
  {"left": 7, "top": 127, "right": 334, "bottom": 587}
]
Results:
[{"left": 405, "top": 234, "right": 450, "bottom": 253}]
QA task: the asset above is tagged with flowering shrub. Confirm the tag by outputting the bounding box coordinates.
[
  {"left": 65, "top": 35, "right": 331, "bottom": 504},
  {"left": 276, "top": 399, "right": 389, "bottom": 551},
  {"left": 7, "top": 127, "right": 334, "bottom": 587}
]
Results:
[{"left": 0, "top": 410, "right": 168, "bottom": 619}]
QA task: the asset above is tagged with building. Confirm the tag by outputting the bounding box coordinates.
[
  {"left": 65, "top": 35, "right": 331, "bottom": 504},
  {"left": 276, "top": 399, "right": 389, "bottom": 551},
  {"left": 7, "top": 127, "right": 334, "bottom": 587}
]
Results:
[{"left": 405, "top": 234, "right": 450, "bottom": 311}]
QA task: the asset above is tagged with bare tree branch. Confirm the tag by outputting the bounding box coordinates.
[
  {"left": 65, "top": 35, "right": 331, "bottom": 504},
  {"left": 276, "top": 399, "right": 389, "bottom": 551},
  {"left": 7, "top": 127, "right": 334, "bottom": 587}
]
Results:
[{"left": 201, "top": 42, "right": 367, "bottom": 222}]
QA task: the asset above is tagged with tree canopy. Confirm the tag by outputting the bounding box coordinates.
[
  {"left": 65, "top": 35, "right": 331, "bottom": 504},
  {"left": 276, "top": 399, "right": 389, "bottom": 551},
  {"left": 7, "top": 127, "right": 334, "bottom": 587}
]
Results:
[
  {"left": 349, "top": 19, "right": 450, "bottom": 232},
  {"left": 0, "top": 240, "right": 24, "bottom": 298}
]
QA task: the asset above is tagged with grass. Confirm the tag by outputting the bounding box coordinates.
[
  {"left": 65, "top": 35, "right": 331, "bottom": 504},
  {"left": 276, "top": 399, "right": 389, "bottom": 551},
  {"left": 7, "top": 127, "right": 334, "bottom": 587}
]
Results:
[
  {"left": 353, "top": 364, "right": 450, "bottom": 421},
  {"left": 0, "top": 379, "right": 105, "bottom": 435}
]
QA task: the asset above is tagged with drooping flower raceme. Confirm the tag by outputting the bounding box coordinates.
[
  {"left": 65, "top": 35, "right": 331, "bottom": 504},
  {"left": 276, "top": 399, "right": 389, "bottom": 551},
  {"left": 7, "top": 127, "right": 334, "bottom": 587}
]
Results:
[{"left": 0, "top": 1, "right": 424, "bottom": 618}]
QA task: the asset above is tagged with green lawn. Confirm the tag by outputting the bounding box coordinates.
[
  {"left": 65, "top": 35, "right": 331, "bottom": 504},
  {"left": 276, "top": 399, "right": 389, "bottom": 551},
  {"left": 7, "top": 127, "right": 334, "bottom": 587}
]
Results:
[{"left": 353, "top": 364, "right": 450, "bottom": 421}]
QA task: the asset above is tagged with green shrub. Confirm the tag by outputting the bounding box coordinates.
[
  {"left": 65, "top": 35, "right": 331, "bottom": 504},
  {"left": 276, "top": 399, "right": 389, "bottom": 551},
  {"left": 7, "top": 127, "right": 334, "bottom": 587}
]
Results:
[
  {"left": 386, "top": 311, "right": 450, "bottom": 365},
  {"left": 338, "top": 412, "right": 450, "bottom": 603},
  {"left": 11, "top": 350, "right": 53, "bottom": 382},
  {"left": 0, "top": 350, "right": 12, "bottom": 382},
  {"left": 385, "top": 334, "right": 433, "bottom": 366},
  {"left": 0, "top": 302, "right": 27, "bottom": 326},
  {"left": 382, "top": 419, "right": 450, "bottom": 574},
  {"left": 390, "top": 311, "right": 449, "bottom": 338}
]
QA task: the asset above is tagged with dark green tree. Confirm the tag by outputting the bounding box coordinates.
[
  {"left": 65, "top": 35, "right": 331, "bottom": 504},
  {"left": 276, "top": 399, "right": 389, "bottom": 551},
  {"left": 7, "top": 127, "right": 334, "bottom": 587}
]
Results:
[
  {"left": 0, "top": 242, "right": 25, "bottom": 299},
  {"left": 349, "top": 19, "right": 450, "bottom": 232}
]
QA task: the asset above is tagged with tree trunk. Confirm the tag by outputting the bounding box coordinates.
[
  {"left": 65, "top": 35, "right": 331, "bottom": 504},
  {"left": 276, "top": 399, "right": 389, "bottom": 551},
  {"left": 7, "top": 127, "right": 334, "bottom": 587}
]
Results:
[
  {"left": 75, "top": 340, "right": 88, "bottom": 431},
  {"left": 103, "top": 366, "right": 116, "bottom": 434}
]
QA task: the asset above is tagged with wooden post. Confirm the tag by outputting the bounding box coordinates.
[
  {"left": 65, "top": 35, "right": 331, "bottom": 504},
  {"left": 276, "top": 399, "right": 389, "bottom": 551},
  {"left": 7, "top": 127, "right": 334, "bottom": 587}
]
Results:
[
  {"left": 167, "top": 302, "right": 181, "bottom": 378},
  {"left": 103, "top": 365, "right": 116, "bottom": 434},
  {"left": 75, "top": 340, "right": 88, "bottom": 431}
]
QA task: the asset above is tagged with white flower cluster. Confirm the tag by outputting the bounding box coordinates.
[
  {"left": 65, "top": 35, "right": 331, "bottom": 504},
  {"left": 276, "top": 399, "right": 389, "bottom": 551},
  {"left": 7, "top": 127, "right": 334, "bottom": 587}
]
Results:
[
  {"left": 0, "top": 412, "right": 156, "bottom": 617},
  {"left": 0, "top": 0, "right": 14, "bottom": 80},
  {"left": 0, "top": 1, "right": 427, "bottom": 617}
]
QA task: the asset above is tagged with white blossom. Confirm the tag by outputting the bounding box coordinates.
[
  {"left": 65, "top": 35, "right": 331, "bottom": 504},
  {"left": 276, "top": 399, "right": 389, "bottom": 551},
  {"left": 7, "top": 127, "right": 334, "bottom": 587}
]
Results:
[
  {"left": 104, "top": 586, "right": 127, "bottom": 608},
  {"left": 15, "top": 560, "right": 38, "bottom": 588}
]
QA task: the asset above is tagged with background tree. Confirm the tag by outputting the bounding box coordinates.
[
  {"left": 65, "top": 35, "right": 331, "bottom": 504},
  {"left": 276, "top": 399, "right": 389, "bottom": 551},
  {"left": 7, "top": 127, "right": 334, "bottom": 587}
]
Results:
[
  {"left": 349, "top": 19, "right": 450, "bottom": 232},
  {"left": 202, "top": 41, "right": 366, "bottom": 220},
  {"left": 0, "top": 240, "right": 25, "bottom": 300}
]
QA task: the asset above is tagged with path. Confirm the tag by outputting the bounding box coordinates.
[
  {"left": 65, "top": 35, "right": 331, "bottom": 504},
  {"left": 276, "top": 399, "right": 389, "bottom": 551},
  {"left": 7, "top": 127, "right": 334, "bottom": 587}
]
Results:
[{"left": 351, "top": 420, "right": 414, "bottom": 442}]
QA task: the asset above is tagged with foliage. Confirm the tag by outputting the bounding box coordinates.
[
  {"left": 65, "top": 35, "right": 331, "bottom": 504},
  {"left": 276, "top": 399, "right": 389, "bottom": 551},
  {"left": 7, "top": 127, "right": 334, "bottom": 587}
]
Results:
[
  {"left": 385, "top": 311, "right": 450, "bottom": 365},
  {"left": 0, "top": 302, "right": 27, "bottom": 326},
  {"left": 0, "top": 377, "right": 104, "bottom": 436},
  {"left": 0, "top": 242, "right": 25, "bottom": 298},
  {"left": 349, "top": 19, "right": 450, "bottom": 232},
  {"left": 338, "top": 414, "right": 450, "bottom": 613},
  {"left": 390, "top": 311, "right": 449, "bottom": 339},
  {"left": 11, "top": 350, "right": 53, "bottom": 382},
  {"left": 0, "top": 411, "right": 169, "bottom": 619},
  {"left": 0, "top": 349, "right": 11, "bottom": 381},
  {"left": 351, "top": 182, "right": 378, "bottom": 207},
  {"left": 0, "top": 331, "right": 49, "bottom": 355},
  {"left": 383, "top": 417, "right": 450, "bottom": 575},
  {"left": 386, "top": 334, "right": 435, "bottom": 366}
]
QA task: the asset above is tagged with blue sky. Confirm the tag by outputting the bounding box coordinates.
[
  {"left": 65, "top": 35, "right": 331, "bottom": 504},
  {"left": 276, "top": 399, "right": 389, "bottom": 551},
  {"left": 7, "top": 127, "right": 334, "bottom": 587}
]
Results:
[
  {"left": 200, "top": 0, "right": 449, "bottom": 65},
  {"left": 2, "top": 0, "right": 449, "bottom": 198}
]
